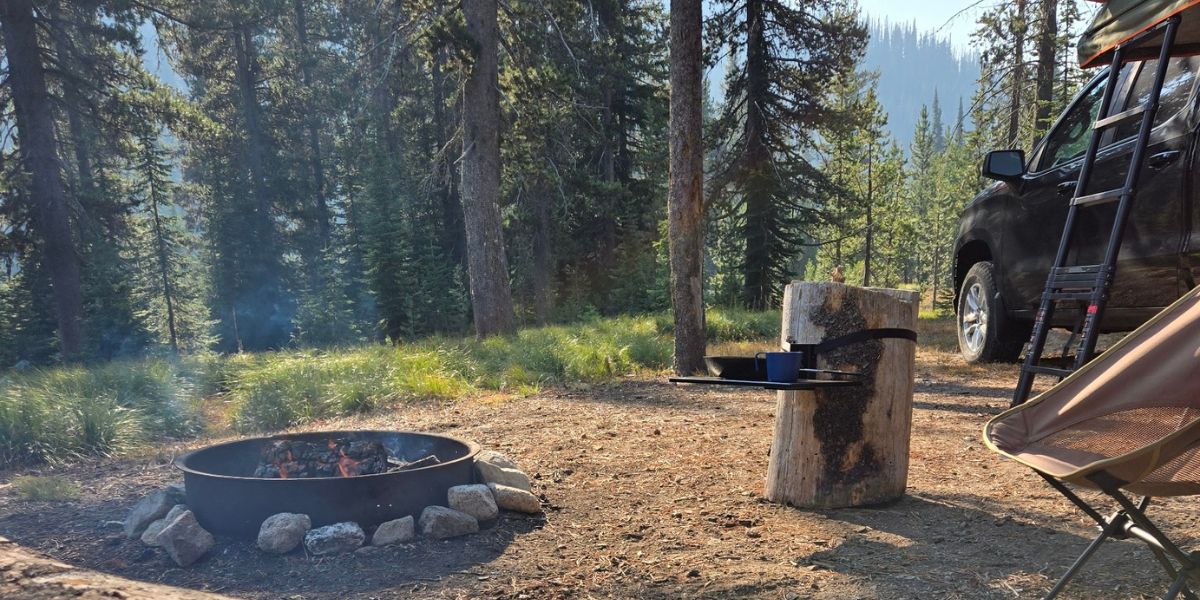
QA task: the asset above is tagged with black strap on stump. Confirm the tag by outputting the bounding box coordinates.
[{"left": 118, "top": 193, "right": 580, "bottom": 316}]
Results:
[{"left": 786, "top": 327, "right": 918, "bottom": 370}]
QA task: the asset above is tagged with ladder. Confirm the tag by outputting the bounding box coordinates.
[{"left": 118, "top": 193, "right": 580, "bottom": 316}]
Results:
[{"left": 1011, "top": 15, "right": 1181, "bottom": 407}]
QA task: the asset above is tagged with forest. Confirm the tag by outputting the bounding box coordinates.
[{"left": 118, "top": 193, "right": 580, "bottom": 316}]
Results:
[{"left": 0, "top": 0, "right": 1092, "bottom": 367}]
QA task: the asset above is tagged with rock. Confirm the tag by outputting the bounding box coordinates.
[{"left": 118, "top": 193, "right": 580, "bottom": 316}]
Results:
[
  {"left": 304, "top": 522, "right": 365, "bottom": 555},
  {"left": 418, "top": 506, "right": 479, "bottom": 539},
  {"left": 371, "top": 516, "right": 414, "bottom": 546},
  {"left": 140, "top": 504, "right": 189, "bottom": 547},
  {"left": 447, "top": 484, "right": 498, "bottom": 521},
  {"left": 475, "top": 449, "right": 519, "bottom": 470},
  {"left": 257, "top": 513, "right": 312, "bottom": 554},
  {"left": 487, "top": 483, "right": 541, "bottom": 514},
  {"left": 157, "top": 510, "right": 215, "bottom": 567},
  {"left": 474, "top": 462, "right": 531, "bottom": 492},
  {"left": 124, "top": 486, "right": 188, "bottom": 539}
]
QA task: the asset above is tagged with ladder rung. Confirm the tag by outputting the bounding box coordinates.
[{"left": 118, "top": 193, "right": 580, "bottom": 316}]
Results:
[
  {"left": 1049, "top": 274, "right": 1098, "bottom": 286},
  {"left": 1024, "top": 365, "right": 1073, "bottom": 378},
  {"left": 1072, "top": 188, "right": 1126, "bottom": 207},
  {"left": 1047, "top": 291, "right": 1094, "bottom": 301},
  {"left": 1050, "top": 266, "right": 1103, "bottom": 286},
  {"left": 1093, "top": 104, "right": 1148, "bottom": 130},
  {"left": 1051, "top": 274, "right": 1099, "bottom": 286},
  {"left": 1053, "top": 265, "right": 1102, "bottom": 275}
]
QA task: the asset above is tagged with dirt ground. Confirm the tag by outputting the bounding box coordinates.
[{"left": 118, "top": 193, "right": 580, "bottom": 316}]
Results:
[{"left": 1, "top": 324, "right": 1196, "bottom": 599}]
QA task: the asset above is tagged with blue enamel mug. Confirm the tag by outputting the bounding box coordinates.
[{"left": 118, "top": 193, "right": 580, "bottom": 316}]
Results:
[{"left": 755, "top": 351, "right": 805, "bottom": 383}]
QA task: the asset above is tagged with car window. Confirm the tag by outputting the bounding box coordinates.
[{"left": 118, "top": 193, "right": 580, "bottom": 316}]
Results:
[
  {"left": 1112, "top": 56, "right": 1199, "bottom": 140},
  {"left": 1039, "top": 80, "right": 1107, "bottom": 170}
]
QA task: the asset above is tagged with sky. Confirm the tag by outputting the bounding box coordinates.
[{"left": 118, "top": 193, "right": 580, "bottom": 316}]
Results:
[{"left": 858, "top": 0, "right": 983, "bottom": 49}]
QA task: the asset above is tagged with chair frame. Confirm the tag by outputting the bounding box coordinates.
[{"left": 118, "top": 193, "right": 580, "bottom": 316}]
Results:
[{"left": 1039, "top": 471, "right": 1200, "bottom": 600}]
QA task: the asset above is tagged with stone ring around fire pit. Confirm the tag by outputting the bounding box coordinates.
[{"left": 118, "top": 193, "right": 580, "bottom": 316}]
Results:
[{"left": 174, "top": 430, "right": 479, "bottom": 538}]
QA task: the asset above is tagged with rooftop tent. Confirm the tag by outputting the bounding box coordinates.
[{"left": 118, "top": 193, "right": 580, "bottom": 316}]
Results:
[{"left": 1078, "top": 0, "right": 1200, "bottom": 67}]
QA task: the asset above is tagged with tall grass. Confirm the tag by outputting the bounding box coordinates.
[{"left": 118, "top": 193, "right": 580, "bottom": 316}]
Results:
[
  {"left": 0, "top": 309, "right": 781, "bottom": 465},
  {"left": 0, "top": 359, "right": 201, "bottom": 465}
]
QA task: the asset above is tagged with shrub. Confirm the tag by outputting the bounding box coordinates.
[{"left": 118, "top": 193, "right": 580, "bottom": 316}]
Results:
[{"left": 11, "top": 475, "right": 81, "bottom": 502}]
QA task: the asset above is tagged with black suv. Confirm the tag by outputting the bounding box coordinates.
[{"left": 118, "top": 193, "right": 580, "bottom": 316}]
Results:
[{"left": 953, "top": 56, "right": 1200, "bottom": 362}]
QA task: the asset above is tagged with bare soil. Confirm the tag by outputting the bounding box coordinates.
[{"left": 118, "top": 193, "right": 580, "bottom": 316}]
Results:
[{"left": 1, "top": 324, "right": 1195, "bottom": 599}]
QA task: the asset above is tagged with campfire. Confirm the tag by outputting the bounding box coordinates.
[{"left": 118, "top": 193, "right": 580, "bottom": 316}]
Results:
[
  {"left": 176, "top": 430, "right": 481, "bottom": 536},
  {"left": 254, "top": 438, "right": 440, "bottom": 479},
  {"left": 124, "top": 431, "right": 540, "bottom": 568}
]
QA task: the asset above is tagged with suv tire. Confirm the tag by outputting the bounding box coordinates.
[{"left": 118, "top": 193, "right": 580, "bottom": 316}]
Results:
[{"left": 957, "top": 261, "right": 1029, "bottom": 363}]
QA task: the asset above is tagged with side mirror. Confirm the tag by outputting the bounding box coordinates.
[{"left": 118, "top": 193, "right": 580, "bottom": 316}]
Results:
[{"left": 981, "top": 150, "right": 1026, "bottom": 182}]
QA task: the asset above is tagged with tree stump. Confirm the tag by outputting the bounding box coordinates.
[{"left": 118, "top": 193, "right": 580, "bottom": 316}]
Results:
[
  {"left": 765, "top": 282, "right": 918, "bottom": 508},
  {"left": 0, "top": 537, "right": 233, "bottom": 599}
]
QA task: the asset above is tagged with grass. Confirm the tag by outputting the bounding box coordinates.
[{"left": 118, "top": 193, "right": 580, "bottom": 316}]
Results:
[
  {"left": 10, "top": 475, "right": 81, "bottom": 502},
  {"left": 0, "top": 359, "right": 202, "bottom": 466},
  {"left": 0, "top": 309, "right": 970, "bottom": 467},
  {"left": 0, "top": 308, "right": 964, "bottom": 467},
  {"left": 222, "top": 309, "right": 779, "bottom": 432},
  {"left": 0, "top": 309, "right": 779, "bottom": 466}
]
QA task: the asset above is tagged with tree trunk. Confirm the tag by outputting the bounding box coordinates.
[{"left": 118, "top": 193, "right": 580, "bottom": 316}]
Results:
[
  {"left": 48, "top": 3, "right": 98, "bottom": 208},
  {"left": 531, "top": 180, "right": 553, "bottom": 325},
  {"left": 1034, "top": 0, "right": 1059, "bottom": 135},
  {"left": 147, "top": 162, "right": 179, "bottom": 352},
  {"left": 740, "top": 0, "right": 773, "bottom": 309},
  {"left": 461, "top": 0, "right": 516, "bottom": 338},
  {"left": 862, "top": 148, "right": 873, "bottom": 287},
  {"left": 1007, "top": 0, "right": 1027, "bottom": 148},
  {"left": 668, "top": 0, "right": 706, "bottom": 374},
  {"left": 0, "top": 0, "right": 84, "bottom": 361},
  {"left": 432, "top": 50, "right": 466, "bottom": 268},
  {"left": 292, "top": 0, "right": 330, "bottom": 247},
  {"left": 233, "top": 27, "right": 272, "bottom": 223},
  {"left": 0, "top": 536, "right": 234, "bottom": 599},
  {"left": 765, "top": 282, "right": 918, "bottom": 508},
  {"left": 931, "top": 216, "right": 942, "bottom": 311}
]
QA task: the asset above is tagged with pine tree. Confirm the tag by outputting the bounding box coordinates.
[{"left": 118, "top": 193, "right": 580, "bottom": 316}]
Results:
[
  {"left": 129, "top": 129, "right": 214, "bottom": 352},
  {"left": 0, "top": 0, "right": 85, "bottom": 360},
  {"left": 813, "top": 69, "right": 906, "bottom": 288},
  {"left": 931, "top": 90, "right": 946, "bottom": 152},
  {"left": 707, "top": 0, "right": 866, "bottom": 308}
]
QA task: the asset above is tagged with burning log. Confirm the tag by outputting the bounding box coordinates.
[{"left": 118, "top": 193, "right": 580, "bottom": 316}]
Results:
[
  {"left": 391, "top": 455, "right": 440, "bottom": 471},
  {"left": 253, "top": 438, "right": 441, "bottom": 479},
  {"left": 254, "top": 439, "right": 388, "bottom": 478}
]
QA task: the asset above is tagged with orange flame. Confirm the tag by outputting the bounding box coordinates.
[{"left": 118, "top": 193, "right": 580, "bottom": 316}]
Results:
[{"left": 336, "top": 449, "right": 360, "bottom": 478}]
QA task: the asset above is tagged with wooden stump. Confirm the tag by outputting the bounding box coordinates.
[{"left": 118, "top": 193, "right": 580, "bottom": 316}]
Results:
[
  {"left": 765, "top": 282, "right": 918, "bottom": 509},
  {"left": 0, "top": 536, "right": 234, "bottom": 599}
]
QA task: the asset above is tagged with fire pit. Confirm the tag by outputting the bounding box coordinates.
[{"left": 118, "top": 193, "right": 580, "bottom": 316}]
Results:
[{"left": 175, "top": 430, "right": 478, "bottom": 537}]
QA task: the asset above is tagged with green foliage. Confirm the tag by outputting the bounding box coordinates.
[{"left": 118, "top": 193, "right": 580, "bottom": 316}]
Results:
[
  {"left": 0, "top": 359, "right": 201, "bottom": 465},
  {"left": 706, "top": 0, "right": 868, "bottom": 308},
  {"left": 225, "top": 316, "right": 674, "bottom": 431},
  {"left": 11, "top": 475, "right": 81, "bottom": 502},
  {"left": 0, "top": 0, "right": 1088, "bottom": 372},
  {"left": 0, "top": 271, "right": 58, "bottom": 367},
  {"left": 219, "top": 309, "right": 769, "bottom": 431},
  {"left": 128, "top": 130, "right": 216, "bottom": 352}
]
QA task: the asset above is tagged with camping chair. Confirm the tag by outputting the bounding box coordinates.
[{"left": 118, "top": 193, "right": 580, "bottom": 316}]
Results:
[{"left": 985, "top": 285, "right": 1200, "bottom": 599}]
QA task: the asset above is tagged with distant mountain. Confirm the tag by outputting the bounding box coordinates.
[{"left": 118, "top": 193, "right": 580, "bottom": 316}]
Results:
[{"left": 863, "top": 19, "right": 980, "bottom": 150}]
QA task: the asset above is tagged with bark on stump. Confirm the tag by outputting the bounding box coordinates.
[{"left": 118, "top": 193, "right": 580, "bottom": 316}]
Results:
[
  {"left": 765, "top": 282, "right": 918, "bottom": 509},
  {"left": 0, "top": 537, "right": 233, "bottom": 599}
]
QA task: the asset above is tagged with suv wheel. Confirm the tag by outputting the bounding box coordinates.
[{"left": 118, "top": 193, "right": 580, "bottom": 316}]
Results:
[{"left": 957, "top": 261, "right": 1028, "bottom": 363}]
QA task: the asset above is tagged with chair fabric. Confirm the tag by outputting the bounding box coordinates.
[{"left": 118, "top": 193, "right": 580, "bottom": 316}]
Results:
[{"left": 985, "top": 285, "right": 1200, "bottom": 495}]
